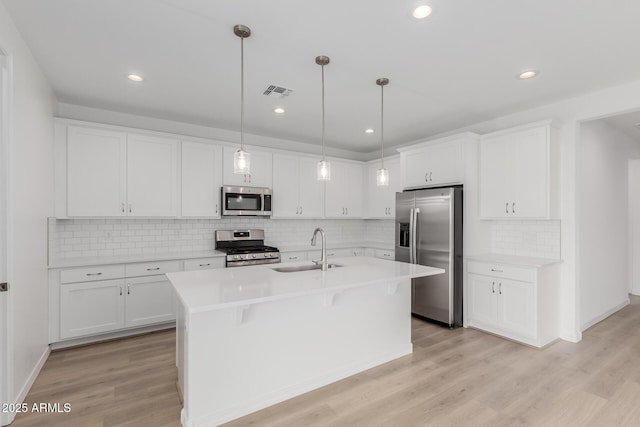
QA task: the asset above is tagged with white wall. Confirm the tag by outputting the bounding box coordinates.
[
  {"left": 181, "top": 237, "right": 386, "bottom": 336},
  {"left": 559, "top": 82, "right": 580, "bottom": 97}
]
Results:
[
  {"left": 0, "top": 3, "right": 56, "bottom": 424},
  {"left": 630, "top": 160, "right": 640, "bottom": 296},
  {"left": 578, "top": 120, "right": 640, "bottom": 330}
]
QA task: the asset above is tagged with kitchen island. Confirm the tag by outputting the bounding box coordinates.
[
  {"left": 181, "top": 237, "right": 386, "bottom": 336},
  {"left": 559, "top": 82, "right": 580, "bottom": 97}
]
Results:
[{"left": 167, "top": 256, "right": 444, "bottom": 427}]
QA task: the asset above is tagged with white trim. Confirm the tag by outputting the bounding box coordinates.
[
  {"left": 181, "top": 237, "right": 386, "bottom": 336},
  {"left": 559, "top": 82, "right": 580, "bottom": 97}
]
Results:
[
  {"left": 0, "top": 49, "right": 13, "bottom": 427},
  {"left": 581, "top": 297, "right": 630, "bottom": 332}
]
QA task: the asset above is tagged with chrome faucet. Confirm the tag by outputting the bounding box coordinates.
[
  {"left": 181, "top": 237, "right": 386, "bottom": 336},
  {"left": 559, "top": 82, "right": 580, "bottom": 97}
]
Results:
[{"left": 310, "top": 228, "right": 328, "bottom": 271}]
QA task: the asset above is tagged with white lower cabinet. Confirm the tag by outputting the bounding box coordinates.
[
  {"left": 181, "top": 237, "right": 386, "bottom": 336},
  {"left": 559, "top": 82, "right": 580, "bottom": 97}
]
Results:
[
  {"left": 466, "top": 259, "right": 559, "bottom": 348},
  {"left": 56, "top": 261, "right": 180, "bottom": 341},
  {"left": 125, "top": 275, "right": 176, "bottom": 328},
  {"left": 60, "top": 279, "right": 125, "bottom": 339},
  {"left": 184, "top": 257, "right": 225, "bottom": 271}
]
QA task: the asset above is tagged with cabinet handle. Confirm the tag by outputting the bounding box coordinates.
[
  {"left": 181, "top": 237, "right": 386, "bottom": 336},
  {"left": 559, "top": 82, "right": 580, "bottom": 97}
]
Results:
[
  {"left": 127, "top": 284, "right": 130, "bottom": 295},
  {"left": 86, "top": 272, "right": 102, "bottom": 277},
  {"left": 146, "top": 267, "right": 161, "bottom": 271},
  {"left": 300, "top": 206, "right": 302, "bottom": 215},
  {"left": 296, "top": 207, "right": 299, "bottom": 214},
  {"left": 199, "top": 263, "right": 211, "bottom": 267},
  {"left": 128, "top": 204, "right": 132, "bottom": 213},
  {"left": 425, "top": 172, "right": 428, "bottom": 182},
  {"left": 490, "top": 268, "right": 503, "bottom": 273},
  {"left": 119, "top": 286, "right": 123, "bottom": 296},
  {"left": 430, "top": 172, "right": 433, "bottom": 181},
  {"left": 505, "top": 202, "right": 509, "bottom": 214},
  {"left": 121, "top": 202, "right": 125, "bottom": 213},
  {"left": 327, "top": 253, "right": 335, "bottom": 257},
  {"left": 289, "top": 256, "right": 298, "bottom": 260},
  {"left": 215, "top": 204, "right": 218, "bottom": 214},
  {"left": 512, "top": 202, "right": 515, "bottom": 214},
  {"left": 346, "top": 207, "right": 348, "bottom": 215},
  {"left": 342, "top": 207, "right": 345, "bottom": 215},
  {"left": 491, "top": 281, "right": 495, "bottom": 294},
  {"left": 499, "top": 283, "right": 502, "bottom": 295},
  {"left": 384, "top": 253, "right": 391, "bottom": 257}
]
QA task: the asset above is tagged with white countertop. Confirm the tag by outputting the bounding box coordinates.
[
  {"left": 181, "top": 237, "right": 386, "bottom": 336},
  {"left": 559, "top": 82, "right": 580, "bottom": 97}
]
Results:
[
  {"left": 466, "top": 253, "right": 562, "bottom": 268},
  {"left": 48, "top": 250, "right": 226, "bottom": 269},
  {"left": 167, "top": 256, "right": 444, "bottom": 313}
]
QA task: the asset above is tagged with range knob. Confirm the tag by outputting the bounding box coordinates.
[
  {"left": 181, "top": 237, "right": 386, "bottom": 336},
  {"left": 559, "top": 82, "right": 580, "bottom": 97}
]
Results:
[
  {"left": 264, "top": 253, "right": 269, "bottom": 258},
  {"left": 252, "top": 254, "right": 257, "bottom": 259}
]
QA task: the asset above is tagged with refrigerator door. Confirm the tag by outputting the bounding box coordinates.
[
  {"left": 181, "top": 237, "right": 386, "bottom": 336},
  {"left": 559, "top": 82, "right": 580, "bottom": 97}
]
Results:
[
  {"left": 412, "top": 188, "right": 455, "bottom": 324},
  {"left": 395, "top": 192, "right": 415, "bottom": 264}
]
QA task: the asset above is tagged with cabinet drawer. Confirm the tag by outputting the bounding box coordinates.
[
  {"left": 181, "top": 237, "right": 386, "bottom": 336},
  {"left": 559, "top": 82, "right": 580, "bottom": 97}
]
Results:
[
  {"left": 60, "top": 264, "right": 125, "bottom": 284},
  {"left": 125, "top": 260, "right": 181, "bottom": 277},
  {"left": 467, "top": 261, "right": 536, "bottom": 282},
  {"left": 375, "top": 249, "right": 395, "bottom": 260},
  {"left": 281, "top": 251, "right": 307, "bottom": 263},
  {"left": 184, "top": 257, "right": 225, "bottom": 271}
]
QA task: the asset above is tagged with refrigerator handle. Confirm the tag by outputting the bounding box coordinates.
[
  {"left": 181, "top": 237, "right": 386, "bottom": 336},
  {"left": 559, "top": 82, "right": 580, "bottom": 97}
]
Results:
[
  {"left": 411, "top": 208, "right": 419, "bottom": 264},
  {"left": 409, "top": 208, "right": 415, "bottom": 264}
]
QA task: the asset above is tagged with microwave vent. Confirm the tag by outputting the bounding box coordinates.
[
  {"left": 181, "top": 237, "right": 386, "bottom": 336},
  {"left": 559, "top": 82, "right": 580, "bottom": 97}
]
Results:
[{"left": 263, "top": 84, "right": 294, "bottom": 97}]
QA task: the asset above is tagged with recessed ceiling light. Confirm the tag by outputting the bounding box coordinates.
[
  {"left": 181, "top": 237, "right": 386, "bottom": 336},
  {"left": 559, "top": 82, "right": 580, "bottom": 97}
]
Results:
[
  {"left": 365, "top": 128, "right": 375, "bottom": 134},
  {"left": 412, "top": 5, "right": 433, "bottom": 19},
  {"left": 518, "top": 70, "right": 538, "bottom": 80},
  {"left": 273, "top": 107, "right": 285, "bottom": 114},
  {"left": 127, "top": 74, "right": 144, "bottom": 82}
]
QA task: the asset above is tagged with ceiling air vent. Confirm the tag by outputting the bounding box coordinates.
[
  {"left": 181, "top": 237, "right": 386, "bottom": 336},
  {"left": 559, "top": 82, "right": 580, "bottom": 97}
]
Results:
[{"left": 263, "top": 84, "right": 294, "bottom": 97}]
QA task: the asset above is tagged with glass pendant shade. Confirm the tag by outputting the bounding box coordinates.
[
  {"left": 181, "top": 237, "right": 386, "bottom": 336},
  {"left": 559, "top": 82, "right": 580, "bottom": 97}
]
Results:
[
  {"left": 233, "top": 148, "right": 251, "bottom": 174},
  {"left": 376, "top": 167, "right": 389, "bottom": 186},
  {"left": 317, "top": 159, "right": 331, "bottom": 181}
]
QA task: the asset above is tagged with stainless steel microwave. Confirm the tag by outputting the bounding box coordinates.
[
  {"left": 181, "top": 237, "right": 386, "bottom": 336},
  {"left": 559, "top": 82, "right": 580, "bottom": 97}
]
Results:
[{"left": 221, "top": 186, "right": 272, "bottom": 216}]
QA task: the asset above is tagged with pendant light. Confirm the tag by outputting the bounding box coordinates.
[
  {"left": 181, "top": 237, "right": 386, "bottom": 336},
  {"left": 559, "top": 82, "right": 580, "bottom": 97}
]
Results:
[
  {"left": 233, "top": 25, "right": 251, "bottom": 175},
  {"left": 316, "top": 55, "right": 331, "bottom": 181},
  {"left": 376, "top": 78, "right": 389, "bottom": 186}
]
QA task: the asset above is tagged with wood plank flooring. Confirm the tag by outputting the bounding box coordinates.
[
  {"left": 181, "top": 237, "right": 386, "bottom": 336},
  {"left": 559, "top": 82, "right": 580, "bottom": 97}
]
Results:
[{"left": 11, "top": 295, "right": 640, "bottom": 426}]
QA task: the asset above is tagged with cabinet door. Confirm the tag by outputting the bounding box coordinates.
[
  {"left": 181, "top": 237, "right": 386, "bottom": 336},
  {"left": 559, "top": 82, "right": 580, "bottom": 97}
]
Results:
[
  {"left": 402, "top": 149, "right": 427, "bottom": 189},
  {"left": 272, "top": 154, "right": 300, "bottom": 218},
  {"left": 468, "top": 274, "right": 497, "bottom": 326},
  {"left": 127, "top": 134, "right": 178, "bottom": 216},
  {"left": 222, "top": 147, "right": 273, "bottom": 188},
  {"left": 297, "top": 157, "right": 325, "bottom": 218},
  {"left": 496, "top": 279, "right": 535, "bottom": 337},
  {"left": 67, "top": 126, "right": 127, "bottom": 216},
  {"left": 181, "top": 141, "right": 222, "bottom": 217},
  {"left": 366, "top": 157, "right": 400, "bottom": 218},
  {"left": 125, "top": 275, "right": 176, "bottom": 327},
  {"left": 60, "top": 279, "right": 125, "bottom": 339},
  {"left": 479, "top": 135, "right": 510, "bottom": 218},
  {"left": 426, "top": 142, "right": 463, "bottom": 186},
  {"left": 325, "top": 160, "right": 363, "bottom": 218},
  {"left": 512, "top": 127, "right": 548, "bottom": 218}
]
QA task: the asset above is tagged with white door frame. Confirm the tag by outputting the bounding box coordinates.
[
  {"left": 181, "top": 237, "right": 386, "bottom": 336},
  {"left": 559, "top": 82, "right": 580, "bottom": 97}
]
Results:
[{"left": 0, "top": 50, "right": 13, "bottom": 426}]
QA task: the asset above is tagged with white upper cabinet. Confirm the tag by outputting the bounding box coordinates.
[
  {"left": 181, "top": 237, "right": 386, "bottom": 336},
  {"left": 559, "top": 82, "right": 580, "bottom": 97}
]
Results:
[
  {"left": 399, "top": 136, "right": 465, "bottom": 190},
  {"left": 67, "top": 126, "right": 127, "bottom": 216},
  {"left": 272, "top": 154, "right": 324, "bottom": 218},
  {"left": 324, "top": 160, "right": 364, "bottom": 218},
  {"left": 127, "top": 133, "right": 178, "bottom": 217},
  {"left": 222, "top": 146, "right": 273, "bottom": 188},
  {"left": 181, "top": 141, "right": 222, "bottom": 217},
  {"left": 479, "top": 120, "right": 557, "bottom": 219},
  {"left": 365, "top": 156, "right": 401, "bottom": 218},
  {"left": 65, "top": 125, "right": 178, "bottom": 217}
]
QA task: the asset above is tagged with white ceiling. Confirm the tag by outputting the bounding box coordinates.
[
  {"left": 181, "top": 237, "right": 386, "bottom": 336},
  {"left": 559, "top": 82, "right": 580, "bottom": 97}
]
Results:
[{"left": 4, "top": 0, "right": 640, "bottom": 153}]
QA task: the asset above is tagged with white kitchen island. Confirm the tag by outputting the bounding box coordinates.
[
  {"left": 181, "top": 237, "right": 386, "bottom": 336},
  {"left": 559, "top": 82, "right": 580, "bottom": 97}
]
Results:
[{"left": 167, "top": 256, "right": 443, "bottom": 427}]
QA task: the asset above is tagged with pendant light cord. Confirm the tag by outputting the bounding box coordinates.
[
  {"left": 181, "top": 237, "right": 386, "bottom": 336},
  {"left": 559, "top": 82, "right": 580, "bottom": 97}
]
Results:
[
  {"left": 240, "top": 35, "right": 245, "bottom": 150},
  {"left": 321, "top": 63, "right": 326, "bottom": 161},
  {"left": 380, "top": 83, "right": 384, "bottom": 168}
]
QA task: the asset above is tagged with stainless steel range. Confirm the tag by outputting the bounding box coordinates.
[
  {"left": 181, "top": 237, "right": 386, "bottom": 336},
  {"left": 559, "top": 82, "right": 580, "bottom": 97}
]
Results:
[{"left": 215, "top": 229, "right": 280, "bottom": 267}]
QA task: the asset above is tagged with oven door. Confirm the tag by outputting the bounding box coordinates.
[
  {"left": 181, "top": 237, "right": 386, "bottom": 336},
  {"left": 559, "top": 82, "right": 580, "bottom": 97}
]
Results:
[{"left": 222, "top": 187, "right": 265, "bottom": 216}]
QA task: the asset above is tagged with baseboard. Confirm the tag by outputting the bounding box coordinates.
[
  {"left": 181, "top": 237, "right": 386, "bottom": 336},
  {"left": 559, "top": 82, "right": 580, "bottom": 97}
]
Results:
[
  {"left": 50, "top": 322, "right": 175, "bottom": 350},
  {"left": 581, "top": 297, "right": 630, "bottom": 332},
  {"left": 1, "top": 345, "right": 51, "bottom": 425}
]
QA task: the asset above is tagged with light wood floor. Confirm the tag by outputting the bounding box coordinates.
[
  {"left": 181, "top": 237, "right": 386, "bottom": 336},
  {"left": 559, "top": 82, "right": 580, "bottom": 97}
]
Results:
[{"left": 11, "top": 296, "right": 640, "bottom": 426}]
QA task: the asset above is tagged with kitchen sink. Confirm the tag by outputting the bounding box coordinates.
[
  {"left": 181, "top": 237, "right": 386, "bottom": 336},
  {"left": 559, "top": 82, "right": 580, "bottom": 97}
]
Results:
[{"left": 271, "top": 263, "right": 343, "bottom": 273}]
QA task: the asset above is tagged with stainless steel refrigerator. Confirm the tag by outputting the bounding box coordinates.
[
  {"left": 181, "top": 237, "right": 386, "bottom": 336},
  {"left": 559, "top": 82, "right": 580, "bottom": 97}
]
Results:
[{"left": 395, "top": 187, "right": 462, "bottom": 327}]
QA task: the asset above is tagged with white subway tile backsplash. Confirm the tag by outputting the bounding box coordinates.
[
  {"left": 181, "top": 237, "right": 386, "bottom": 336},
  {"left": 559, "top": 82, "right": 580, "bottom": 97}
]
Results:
[
  {"left": 491, "top": 220, "right": 561, "bottom": 259},
  {"left": 49, "top": 217, "right": 397, "bottom": 260}
]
